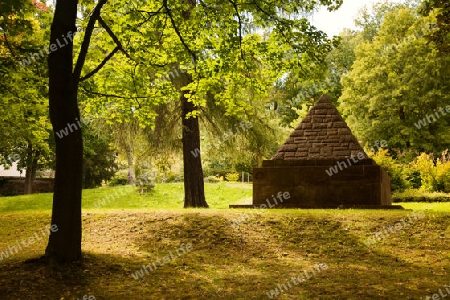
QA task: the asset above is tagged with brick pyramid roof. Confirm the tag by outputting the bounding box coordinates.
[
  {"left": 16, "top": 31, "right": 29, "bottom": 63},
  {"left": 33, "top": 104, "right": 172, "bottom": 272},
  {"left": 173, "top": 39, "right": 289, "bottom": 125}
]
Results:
[{"left": 272, "top": 94, "right": 366, "bottom": 160}]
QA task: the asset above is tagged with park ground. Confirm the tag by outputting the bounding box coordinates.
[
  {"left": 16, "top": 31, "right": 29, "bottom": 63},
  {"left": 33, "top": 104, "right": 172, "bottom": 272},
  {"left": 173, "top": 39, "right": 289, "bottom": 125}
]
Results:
[{"left": 0, "top": 182, "right": 449, "bottom": 299}]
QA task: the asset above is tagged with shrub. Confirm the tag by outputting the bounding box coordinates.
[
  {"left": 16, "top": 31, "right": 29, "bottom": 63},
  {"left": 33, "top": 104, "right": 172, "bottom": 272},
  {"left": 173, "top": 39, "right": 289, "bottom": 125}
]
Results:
[
  {"left": 393, "top": 189, "right": 450, "bottom": 202},
  {"left": 135, "top": 176, "right": 156, "bottom": 194},
  {"left": 225, "top": 172, "right": 240, "bottom": 182},
  {"left": 410, "top": 153, "right": 437, "bottom": 192},
  {"left": 368, "top": 149, "right": 409, "bottom": 192},
  {"left": 436, "top": 166, "right": 450, "bottom": 193},
  {"left": 404, "top": 170, "right": 421, "bottom": 189},
  {"left": 136, "top": 171, "right": 156, "bottom": 183},
  {"left": 204, "top": 176, "right": 221, "bottom": 183},
  {"left": 108, "top": 171, "right": 128, "bottom": 186},
  {"left": 408, "top": 150, "right": 450, "bottom": 192},
  {"left": 436, "top": 152, "right": 450, "bottom": 193},
  {"left": 165, "top": 172, "right": 184, "bottom": 183}
]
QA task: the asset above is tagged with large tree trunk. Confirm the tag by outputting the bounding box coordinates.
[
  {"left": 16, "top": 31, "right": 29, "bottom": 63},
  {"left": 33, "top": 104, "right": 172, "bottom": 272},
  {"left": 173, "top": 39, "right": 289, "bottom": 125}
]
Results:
[
  {"left": 46, "top": 0, "right": 107, "bottom": 263},
  {"left": 171, "top": 66, "right": 208, "bottom": 208},
  {"left": 181, "top": 86, "right": 208, "bottom": 208},
  {"left": 180, "top": 91, "right": 208, "bottom": 208},
  {"left": 171, "top": 0, "right": 208, "bottom": 208},
  {"left": 45, "top": 0, "right": 83, "bottom": 263}
]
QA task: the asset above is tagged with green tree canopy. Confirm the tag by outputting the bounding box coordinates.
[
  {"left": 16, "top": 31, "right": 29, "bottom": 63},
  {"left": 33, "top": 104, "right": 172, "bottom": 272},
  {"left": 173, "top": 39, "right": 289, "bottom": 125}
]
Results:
[
  {"left": 0, "top": 0, "right": 54, "bottom": 193},
  {"left": 339, "top": 6, "right": 450, "bottom": 154}
]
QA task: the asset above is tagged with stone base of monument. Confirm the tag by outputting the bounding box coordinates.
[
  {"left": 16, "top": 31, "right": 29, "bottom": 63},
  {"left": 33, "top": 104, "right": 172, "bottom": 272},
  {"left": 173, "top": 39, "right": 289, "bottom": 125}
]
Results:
[{"left": 229, "top": 159, "right": 404, "bottom": 209}]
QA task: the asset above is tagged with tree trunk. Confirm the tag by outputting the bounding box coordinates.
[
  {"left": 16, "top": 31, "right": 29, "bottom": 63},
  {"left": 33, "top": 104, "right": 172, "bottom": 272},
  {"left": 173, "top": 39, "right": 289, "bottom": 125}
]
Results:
[
  {"left": 171, "top": 59, "right": 209, "bottom": 208},
  {"left": 45, "top": 0, "right": 83, "bottom": 263},
  {"left": 24, "top": 142, "right": 38, "bottom": 195},
  {"left": 83, "top": 164, "right": 92, "bottom": 189},
  {"left": 170, "top": 64, "right": 208, "bottom": 208},
  {"left": 181, "top": 86, "right": 208, "bottom": 208},
  {"left": 169, "top": 0, "right": 208, "bottom": 208},
  {"left": 126, "top": 146, "right": 135, "bottom": 184}
]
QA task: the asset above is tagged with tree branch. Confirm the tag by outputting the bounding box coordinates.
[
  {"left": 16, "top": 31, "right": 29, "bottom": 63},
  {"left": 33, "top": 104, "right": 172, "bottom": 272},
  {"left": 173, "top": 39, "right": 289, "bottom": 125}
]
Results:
[
  {"left": 228, "top": 0, "right": 245, "bottom": 60},
  {"left": 132, "top": 64, "right": 142, "bottom": 109},
  {"left": 159, "top": 15, "right": 169, "bottom": 45},
  {"left": 251, "top": 1, "right": 305, "bottom": 70},
  {"left": 136, "top": 6, "right": 165, "bottom": 27},
  {"left": 73, "top": 0, "right": 107, "bottom": 85},
  {"left": 79, "top": 46, "right": 119, "bottom": 82},
  {"left": 3, "top": 32, "right": 17, "bottom": 59},
  {"left": 97, "top": 16, "right": 132, "bottom": 60},
  {"left": 198, "top": 0, "right": 218, "bottom": 17},
  {"left": 81, "top": 86, "right": 149, "bottom": 99},
  {"left": 163, "top": 0, "right": 197, "bottom": 64},
  {"left": 1, "top": 85, "right": 28, "bottom": 103}
]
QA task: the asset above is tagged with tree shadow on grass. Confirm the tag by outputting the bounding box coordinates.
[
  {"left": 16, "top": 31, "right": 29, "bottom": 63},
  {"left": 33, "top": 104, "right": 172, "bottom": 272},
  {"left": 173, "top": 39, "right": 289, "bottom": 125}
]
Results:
[
  {"left": 0, "top": 212, "right": 448, "bottom": 299},
  {"left": 126, "top": 212, "right": 450, "bottom": 299}
]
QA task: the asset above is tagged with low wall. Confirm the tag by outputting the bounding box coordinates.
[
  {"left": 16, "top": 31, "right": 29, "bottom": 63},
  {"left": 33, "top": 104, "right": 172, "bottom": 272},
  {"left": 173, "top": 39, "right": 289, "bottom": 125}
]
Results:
[{"left": 0, "top": 177, "right": 54, "bottom": 196}]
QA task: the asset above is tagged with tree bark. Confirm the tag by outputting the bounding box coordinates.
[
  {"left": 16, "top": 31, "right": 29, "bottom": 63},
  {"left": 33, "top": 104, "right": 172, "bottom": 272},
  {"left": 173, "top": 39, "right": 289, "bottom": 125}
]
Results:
[
  {"left": 170, "top": 70, "right": 208, "bottom": 207},
  {"left": 45, "top": 0, "right": 82, "bottom": 263},
  {"left": 166, "top": 0, "right": 208, "bottom": 208},
  {"left": 126, "top": 145, "right": 135, "bottom": 184},
  {"left": 169, "top": 62, "right": 208, "bottom": 207},
  {"left": 24, "top": 142, "right": 38, "bottom": 195},
  {"left": 180, "top": 85, "right": 208, "bottom": 208},
  {"left": 45, "top": 0, "right": 107, "bottom": 263}
]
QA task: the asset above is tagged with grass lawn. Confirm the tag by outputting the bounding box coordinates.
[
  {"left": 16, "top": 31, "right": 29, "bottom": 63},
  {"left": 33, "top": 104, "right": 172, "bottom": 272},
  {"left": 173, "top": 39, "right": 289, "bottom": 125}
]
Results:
[{"left": 0, "top": 183, "right": 449, "bottom": 299}]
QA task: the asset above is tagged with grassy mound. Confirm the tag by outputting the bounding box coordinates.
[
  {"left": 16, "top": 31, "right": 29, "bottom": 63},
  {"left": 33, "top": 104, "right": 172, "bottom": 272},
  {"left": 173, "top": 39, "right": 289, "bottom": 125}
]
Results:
[
  {"left": 1, "top": 184, "right": 450, "bottom": 299},
  {"left": 1, "top": 210, "right": 450, "bottom": 299}
]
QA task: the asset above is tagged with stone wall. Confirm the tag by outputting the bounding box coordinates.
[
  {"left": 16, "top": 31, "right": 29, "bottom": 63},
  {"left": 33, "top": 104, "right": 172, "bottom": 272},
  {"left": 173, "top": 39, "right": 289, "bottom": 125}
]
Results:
[{"left": 0, "top": 177, "right": 54, "bottom": 196}]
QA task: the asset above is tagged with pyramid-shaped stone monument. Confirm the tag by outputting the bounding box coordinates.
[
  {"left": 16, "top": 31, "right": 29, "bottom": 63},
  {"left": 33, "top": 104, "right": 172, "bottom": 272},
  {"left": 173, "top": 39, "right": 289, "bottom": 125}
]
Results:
[
  {"left": 272, "top": 94, "right": 367, "bottom": 161},
  {"left": 231, "top": 94, "right": 400, "bottom": 209}
]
